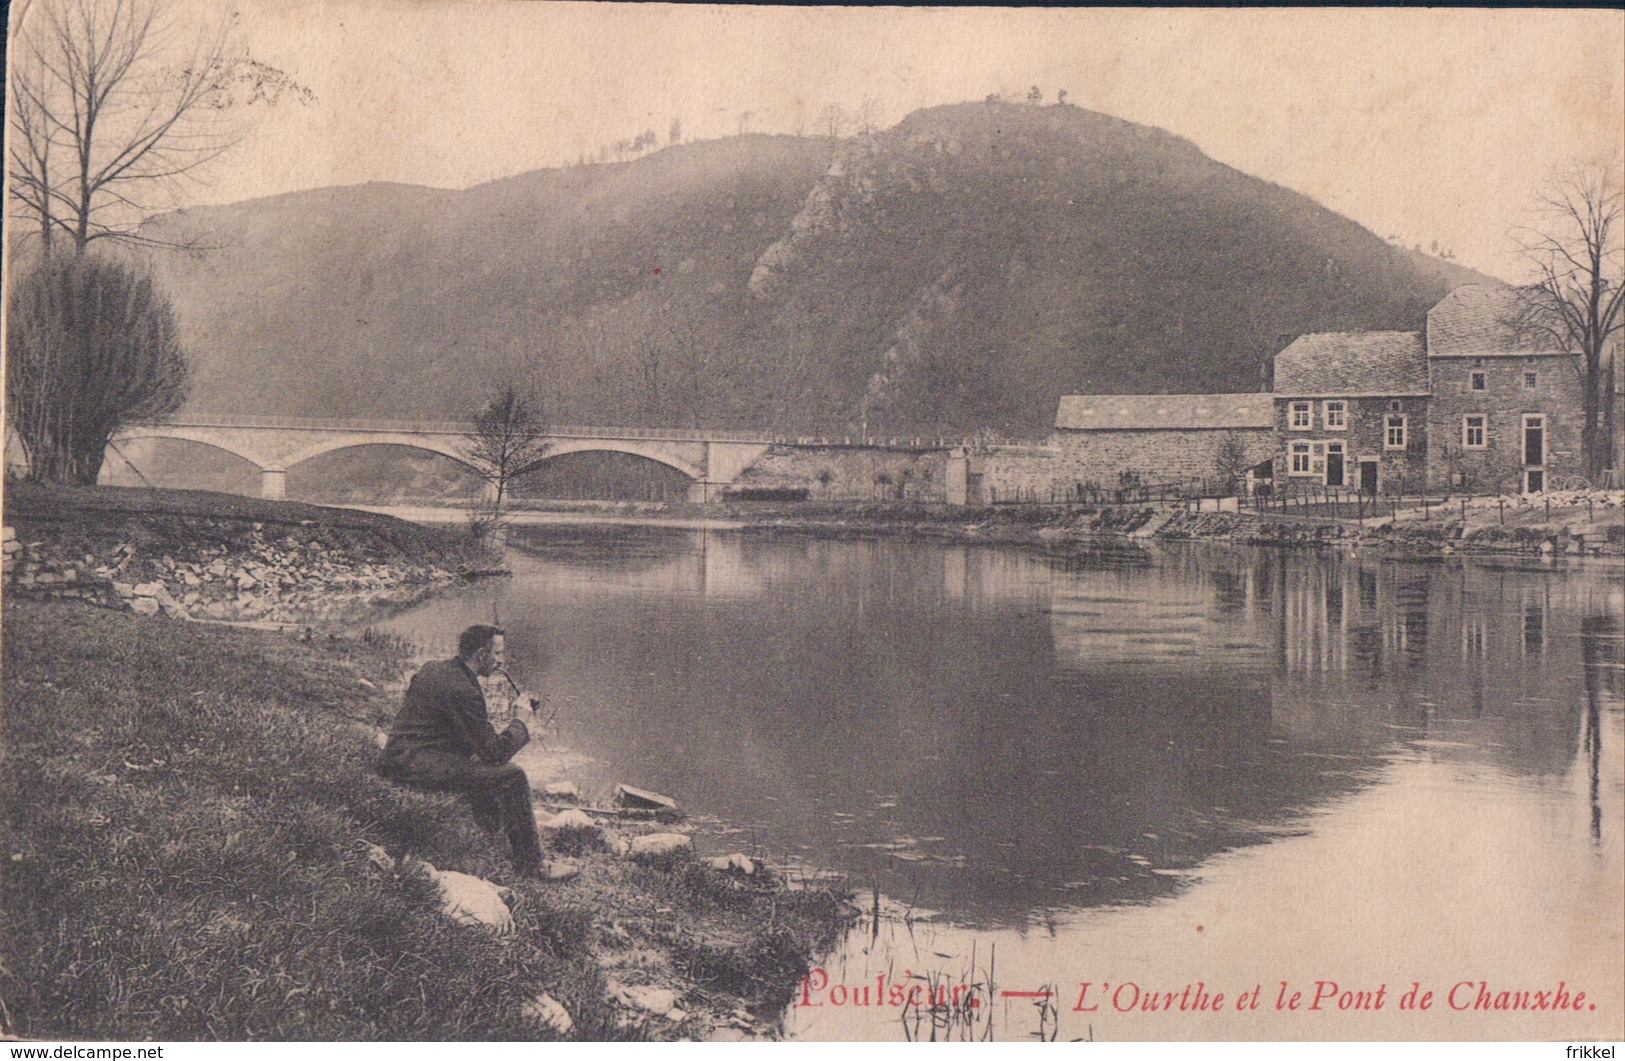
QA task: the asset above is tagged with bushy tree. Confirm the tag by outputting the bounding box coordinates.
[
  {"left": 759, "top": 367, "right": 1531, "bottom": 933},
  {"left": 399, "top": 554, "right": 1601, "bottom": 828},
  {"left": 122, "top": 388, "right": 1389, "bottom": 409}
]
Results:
[{"left": 6, "top": 253, "right": 190, "bottom": 484}]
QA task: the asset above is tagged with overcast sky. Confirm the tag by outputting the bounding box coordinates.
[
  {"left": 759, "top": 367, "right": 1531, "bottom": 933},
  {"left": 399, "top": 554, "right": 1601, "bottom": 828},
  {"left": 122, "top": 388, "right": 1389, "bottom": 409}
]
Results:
[{"left": 28, "top": 1, "right": 1625, "bottom": 282}]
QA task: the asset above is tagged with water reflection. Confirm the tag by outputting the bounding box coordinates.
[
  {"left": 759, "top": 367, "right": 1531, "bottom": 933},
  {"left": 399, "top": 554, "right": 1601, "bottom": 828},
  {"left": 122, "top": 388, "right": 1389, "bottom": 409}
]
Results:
[{"left": 380, "top": 530, "right": 1622, "bottom": 1039}]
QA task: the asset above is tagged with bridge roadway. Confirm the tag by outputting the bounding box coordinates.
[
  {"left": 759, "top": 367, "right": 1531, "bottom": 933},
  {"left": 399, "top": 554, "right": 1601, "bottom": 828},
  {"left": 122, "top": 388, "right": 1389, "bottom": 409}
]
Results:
[{"left": 112, "top": 415, "right": 962, "bottom": 502}]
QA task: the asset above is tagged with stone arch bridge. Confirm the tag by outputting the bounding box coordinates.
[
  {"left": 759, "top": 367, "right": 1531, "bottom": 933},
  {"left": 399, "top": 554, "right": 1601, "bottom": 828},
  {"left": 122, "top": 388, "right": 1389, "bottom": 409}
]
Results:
[{"left": 111, "top": 416, "right": 784, "bottom": 502}]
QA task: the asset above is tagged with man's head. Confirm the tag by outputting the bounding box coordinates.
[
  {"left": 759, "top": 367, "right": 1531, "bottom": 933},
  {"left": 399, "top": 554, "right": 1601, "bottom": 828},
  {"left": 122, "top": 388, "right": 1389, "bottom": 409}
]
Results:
[{"left": 457, "top": 624, "right": 506, "bottom": 677}]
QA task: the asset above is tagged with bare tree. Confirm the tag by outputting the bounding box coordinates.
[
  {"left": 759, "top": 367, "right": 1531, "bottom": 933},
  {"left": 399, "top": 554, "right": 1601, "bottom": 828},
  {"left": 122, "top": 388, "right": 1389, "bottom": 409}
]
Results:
[
  {"left": 463, "top": 385, "right": 551, "bottom": 513},
  {"left": 631, "top": 340, "right": 665, "bottom": 421},
  {"left": 6, "top": 254, "right": 189, "bottom": 484},
  {"left": 818, "top": 103, "right": 849, "bottom": 139},
  {"left": 856, "top": 96, "right": 884, "bottom": 137},
  {"left": 8, "top": 0, "right": 311, "bottom": 254},
  {"left": 1512, "top": 164, "right": 1623, "bottom": 481},
  {"left": 1213, "top": 433, "right": 1252, "bottom": 491}
]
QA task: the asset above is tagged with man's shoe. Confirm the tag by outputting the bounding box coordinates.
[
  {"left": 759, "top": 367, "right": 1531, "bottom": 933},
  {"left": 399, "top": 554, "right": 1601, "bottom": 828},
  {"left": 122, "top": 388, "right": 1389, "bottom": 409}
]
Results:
[{"left": 516, "top": 858, "right": 580, "bottom": 882}]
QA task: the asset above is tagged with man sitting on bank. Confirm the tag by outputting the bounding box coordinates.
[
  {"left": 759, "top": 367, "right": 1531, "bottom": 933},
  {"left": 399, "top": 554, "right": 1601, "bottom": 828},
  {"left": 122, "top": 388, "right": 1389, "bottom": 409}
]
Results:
[{"left": 378, "top": 624, "right": 555, "bottom": 878}]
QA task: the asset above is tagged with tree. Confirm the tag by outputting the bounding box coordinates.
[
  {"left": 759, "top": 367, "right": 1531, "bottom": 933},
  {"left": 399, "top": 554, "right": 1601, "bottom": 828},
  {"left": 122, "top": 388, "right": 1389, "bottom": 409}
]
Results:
[
  {"left": 6, "top": 254, "right": 189, "bottom": 484},
  {"left": 8, "top": 0, "right": 311, "bottom": 253},
  {"left": 1027, "top": 85, "right": 1043, "bottom": 105},
  {"left": 856, "top": 96, "right": 883, "bottom": 137},
  {"left": 1213, "top": 433, "right": 1252, "bottom": 490},
  {"left": 668, "top": 116, "right": 683, "bottom": 146},
  {"left": 1512, "top": 164, "right": 1623, "bottom": 481},
  {"left": 462, "top": 385, "right": 551, "bottom": 513},
  {"left": 818, "top": 103, "right": 849, "bottom": 139}
]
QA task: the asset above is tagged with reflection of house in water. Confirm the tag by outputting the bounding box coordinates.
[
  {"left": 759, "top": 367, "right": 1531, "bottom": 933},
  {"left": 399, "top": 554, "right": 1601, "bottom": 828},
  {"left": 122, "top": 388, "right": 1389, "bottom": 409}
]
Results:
[
  {"left": 1037, "top": 543, "right": 1609, "bottom": 783},
  {"left": 1266, "top": 553, "right": 1606, "bottom": 777}
]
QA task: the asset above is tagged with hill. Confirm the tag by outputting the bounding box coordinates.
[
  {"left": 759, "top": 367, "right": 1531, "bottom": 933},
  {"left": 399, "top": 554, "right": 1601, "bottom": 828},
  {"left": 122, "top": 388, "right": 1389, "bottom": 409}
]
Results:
[{"left": 138, "top": 102, "right": 1482, "bottom": 439}]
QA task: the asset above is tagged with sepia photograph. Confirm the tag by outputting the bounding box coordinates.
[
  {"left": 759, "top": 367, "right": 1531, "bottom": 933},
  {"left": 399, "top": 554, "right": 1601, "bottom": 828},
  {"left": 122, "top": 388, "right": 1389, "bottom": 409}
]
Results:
[{"left": 3, "top": 0, "right": 1623, "bottom": 1046}]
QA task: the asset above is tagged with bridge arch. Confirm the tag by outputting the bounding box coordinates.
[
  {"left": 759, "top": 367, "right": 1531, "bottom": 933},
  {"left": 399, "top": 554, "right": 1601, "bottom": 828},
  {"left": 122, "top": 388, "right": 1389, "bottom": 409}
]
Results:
[
  {"left": 278, "top": 435, "right": 480, "bottom": 472},
  {"left": 114, "top": 428, "right": 269, "bottom": 472},
  {"left": 530, "top": 440, "right": 704, "bottom": 482}
]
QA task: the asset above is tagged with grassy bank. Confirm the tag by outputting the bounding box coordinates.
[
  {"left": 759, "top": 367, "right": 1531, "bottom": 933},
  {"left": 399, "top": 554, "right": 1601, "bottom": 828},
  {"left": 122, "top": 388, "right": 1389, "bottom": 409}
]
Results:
[{"left": 2, "top": 596, "right": 847, "bottom": 1040}]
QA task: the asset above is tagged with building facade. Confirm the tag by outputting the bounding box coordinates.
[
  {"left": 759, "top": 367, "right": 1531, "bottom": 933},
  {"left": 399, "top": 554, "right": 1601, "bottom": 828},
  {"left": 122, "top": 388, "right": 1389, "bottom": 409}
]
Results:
[
  {"left": 1423, "top": 285, "right": 1586, "bottom": 494},
  {"left": 1047, "top": 286, "right": 1590, "bottom": 500},
  {"left": 1051, "top": 394, "right": 1276, "bottom": 496},
  {"left": 1272, "top": 331, "right": 1432, "bottom": 495}
]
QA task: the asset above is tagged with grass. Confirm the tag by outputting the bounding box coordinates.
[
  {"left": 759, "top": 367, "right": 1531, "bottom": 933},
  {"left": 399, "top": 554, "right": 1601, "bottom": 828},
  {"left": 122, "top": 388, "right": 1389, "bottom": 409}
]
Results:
[{"left": 2, "top": 598, "right": 849, "bottom": 1040}]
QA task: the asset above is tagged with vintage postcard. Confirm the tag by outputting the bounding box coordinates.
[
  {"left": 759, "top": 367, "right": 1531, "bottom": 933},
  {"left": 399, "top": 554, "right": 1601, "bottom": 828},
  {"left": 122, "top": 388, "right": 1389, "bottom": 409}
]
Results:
[{"left": 4, "top": 1, "right": 1622, "bottom": 1048}]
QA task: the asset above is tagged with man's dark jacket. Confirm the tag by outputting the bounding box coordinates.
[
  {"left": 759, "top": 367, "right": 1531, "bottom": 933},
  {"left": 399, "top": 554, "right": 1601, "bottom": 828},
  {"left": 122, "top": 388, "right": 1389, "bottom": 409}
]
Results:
[{"left": 380, "top": 658, "right": 529, "bottom": 765}]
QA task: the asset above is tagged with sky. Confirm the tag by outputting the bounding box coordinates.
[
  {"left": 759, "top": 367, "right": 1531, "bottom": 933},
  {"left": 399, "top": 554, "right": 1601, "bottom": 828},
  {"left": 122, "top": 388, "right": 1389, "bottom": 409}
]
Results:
[{"left": 13, "top": 2, "right": 1625, "bottom": 282}]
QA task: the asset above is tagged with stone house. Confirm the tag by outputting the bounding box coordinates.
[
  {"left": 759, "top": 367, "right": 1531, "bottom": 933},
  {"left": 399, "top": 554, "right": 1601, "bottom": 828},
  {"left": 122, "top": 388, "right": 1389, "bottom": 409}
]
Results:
[
  {"left": 1272, "top": 331, "right": 1432, "bottom": 495},
  {"left": 1423, "top": 285, "right": 1586, "bottom": 494},
  {"left": 1051, "top": 393, "right": 1276, "bottom": 496},
  {"left": 1038, "top": 286, "right": 1593, "bottom": 506}
]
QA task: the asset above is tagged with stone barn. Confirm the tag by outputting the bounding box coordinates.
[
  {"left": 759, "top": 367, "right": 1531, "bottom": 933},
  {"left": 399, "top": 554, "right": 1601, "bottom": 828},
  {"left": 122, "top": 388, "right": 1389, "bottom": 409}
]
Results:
[{"left": 1051, "top": 393, "right": 1276, "bottom": 497}]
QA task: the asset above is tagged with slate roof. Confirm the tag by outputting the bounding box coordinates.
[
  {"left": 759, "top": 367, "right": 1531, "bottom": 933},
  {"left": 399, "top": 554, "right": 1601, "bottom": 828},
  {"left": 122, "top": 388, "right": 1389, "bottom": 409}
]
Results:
[
  {"left": 1055, "top": 393, "right": 1274, "bottom": 431},
  {"left": 1426, "top": 284, "right": 1566, "bottom": 358},
  {"left": 1272, "top": 331, "right": 1429, "bottom": 396}
]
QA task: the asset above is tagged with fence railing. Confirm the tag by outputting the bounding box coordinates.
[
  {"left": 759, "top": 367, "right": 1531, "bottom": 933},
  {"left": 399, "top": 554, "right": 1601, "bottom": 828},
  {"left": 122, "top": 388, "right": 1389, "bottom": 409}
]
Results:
[
  {"left": 1249, "top": 485, "right": 1606, "bottom": 524},
  {"left": 990, "top": 476, "right": 1240, "bottom": 506},
  {"left": 130, "top": 415, "right": 988, "bottom": 450}
]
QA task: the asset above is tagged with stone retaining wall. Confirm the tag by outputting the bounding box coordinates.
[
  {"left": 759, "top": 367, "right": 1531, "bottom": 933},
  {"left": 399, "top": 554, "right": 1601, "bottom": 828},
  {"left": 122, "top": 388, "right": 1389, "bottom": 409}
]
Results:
[
  {"left": 2, "top": 519, "right": 463, "bottom": 625},
  {"left": 726, "top": 445, "right": 949, "bottom": 502}
]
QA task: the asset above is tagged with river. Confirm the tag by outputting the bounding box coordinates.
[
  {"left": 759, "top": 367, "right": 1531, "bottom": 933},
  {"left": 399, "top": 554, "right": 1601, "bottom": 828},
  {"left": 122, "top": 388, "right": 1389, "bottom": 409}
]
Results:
[{"left": 377, "top": 526, "right": 1624, "bottom": 1041}]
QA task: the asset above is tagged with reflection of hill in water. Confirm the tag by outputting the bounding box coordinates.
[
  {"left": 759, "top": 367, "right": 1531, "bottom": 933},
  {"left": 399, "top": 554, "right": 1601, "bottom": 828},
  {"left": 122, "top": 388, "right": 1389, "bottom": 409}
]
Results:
[{"left": 386, "top": 533, "right": 1607, "bottom": 928}]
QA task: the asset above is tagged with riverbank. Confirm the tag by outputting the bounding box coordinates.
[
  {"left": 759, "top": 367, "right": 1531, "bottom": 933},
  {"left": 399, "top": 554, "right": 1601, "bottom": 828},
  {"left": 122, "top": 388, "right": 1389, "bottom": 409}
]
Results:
[
  {"left": 1, "top": 486, "right": 852, "bottom": 1041},
  {"left": 2, "top": 482, "right": 490, "bottom": 627},
  {"left": 488, "top": 491, "right": 1625, "bottom": 561}
]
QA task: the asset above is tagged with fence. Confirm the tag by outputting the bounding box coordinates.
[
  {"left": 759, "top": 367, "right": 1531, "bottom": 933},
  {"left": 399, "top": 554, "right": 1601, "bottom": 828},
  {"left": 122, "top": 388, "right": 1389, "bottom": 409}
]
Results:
[
  {"left": 1252, "top": 485, "right": 1606, "bottom": 525},
  {"left": 989, "top": 476, "right": 1241, "bottom": 507},
  {"left": 136, "top": 415, "right": 982, "bottom": 451}
]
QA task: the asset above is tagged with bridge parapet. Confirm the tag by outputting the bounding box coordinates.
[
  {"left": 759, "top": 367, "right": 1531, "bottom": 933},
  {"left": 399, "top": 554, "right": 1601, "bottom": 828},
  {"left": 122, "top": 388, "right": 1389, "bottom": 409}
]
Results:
[
  {"left": 115, "top": 416, "right": 1023, "bottom": 500},
  {"left": 133, "top": 416, "right": 992, "bottom": 450}
]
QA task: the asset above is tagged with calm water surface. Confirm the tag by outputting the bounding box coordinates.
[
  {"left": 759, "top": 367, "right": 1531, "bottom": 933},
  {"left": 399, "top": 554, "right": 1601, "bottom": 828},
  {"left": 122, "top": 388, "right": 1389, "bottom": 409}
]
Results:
[{"left": 379, "top": 528, "right": 1624, "bottom": 1041}]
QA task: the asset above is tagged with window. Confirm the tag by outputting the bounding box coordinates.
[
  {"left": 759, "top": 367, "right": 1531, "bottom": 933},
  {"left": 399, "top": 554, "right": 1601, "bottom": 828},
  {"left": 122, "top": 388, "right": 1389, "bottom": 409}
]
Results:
[
  {"left": 1290, "top": 442, "right": 1313, "bottom": 475},
  {"left": 1385, "top": 413, "right": 1408, "bottom": 450},
  {"left": 1462, "top": 414, "right": 1486, "bottom": 449},
  {"left": 1470, "top": 371, "right": 1487, "bottom": 391},
  {"left": 1289, "top": 401, "right": 1311, "bottom": 430},
  {"left": 1524, "top": 371, "right": 1538, "bottom": 389},
  {"left": 1323, "top": 400, "right": 1347, "bottom": 430}
]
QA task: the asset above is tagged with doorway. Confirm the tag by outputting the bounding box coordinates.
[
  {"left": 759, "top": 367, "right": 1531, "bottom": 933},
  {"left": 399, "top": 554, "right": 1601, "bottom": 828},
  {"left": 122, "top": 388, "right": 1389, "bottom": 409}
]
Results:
[
  {"left": 1359, "top": 459, "right": 1379, "bottom": 496},
  {"left": 1523, "top": 414, "right": 1546, "bottom": 493},
  {"left": 1325, "top": 443, "right": 1345, "bottom": 488}
]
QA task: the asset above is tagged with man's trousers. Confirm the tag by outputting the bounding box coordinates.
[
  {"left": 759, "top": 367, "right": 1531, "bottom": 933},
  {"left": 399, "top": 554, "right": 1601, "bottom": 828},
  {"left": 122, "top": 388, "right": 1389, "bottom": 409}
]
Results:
[{"left": 379, "top": 749, "right": 544, "bottom": 870}]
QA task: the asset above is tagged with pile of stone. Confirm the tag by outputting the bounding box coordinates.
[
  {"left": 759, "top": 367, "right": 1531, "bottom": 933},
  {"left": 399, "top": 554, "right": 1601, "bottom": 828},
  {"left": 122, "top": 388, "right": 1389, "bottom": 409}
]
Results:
[{"left": 3, "top": 521, "right": 462, "bottom": 625}]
